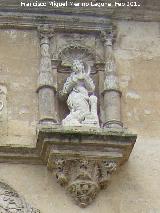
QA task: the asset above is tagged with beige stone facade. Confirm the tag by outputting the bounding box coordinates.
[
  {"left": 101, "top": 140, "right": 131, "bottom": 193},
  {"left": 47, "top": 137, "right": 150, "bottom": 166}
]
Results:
[{"left": 0, "top": 1, "right": 159, "bottom": 212}]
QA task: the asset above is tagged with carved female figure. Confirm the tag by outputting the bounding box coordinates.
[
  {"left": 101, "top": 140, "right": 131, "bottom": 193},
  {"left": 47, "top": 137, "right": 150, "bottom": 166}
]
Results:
[{"left": 61, "top": 59, "right": 99, "bottom": 127}]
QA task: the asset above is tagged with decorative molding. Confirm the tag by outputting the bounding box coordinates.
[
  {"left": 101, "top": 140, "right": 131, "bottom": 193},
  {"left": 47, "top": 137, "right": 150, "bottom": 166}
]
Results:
[
  {"left": 0, "top": 14, "right": 112, "bottom": 32},
  {"left": 0, "top": 182, "right": 40, "bottom": 213}
]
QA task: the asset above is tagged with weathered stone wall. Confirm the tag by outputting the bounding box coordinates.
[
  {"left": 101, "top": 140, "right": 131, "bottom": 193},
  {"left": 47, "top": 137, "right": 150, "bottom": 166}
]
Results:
[
  {"left": 0, "top": 21, "right": 159, "bottom": 212},
  {"left": 0, "top": 29, "right": 39, "bottom": 146},
  {"left": 116, "top": 21, "right": 160, "bottom": 137}
]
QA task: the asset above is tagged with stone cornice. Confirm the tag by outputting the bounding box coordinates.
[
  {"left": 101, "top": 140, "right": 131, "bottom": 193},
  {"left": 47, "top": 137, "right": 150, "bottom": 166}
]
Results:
[
  {"left": 0, "top": 13, "right": 112, "bottom": 33},
  {"left": 0, "top": 9, "right": 159, "bottom": 32},
  {"left": 0, "top": 0, "right": 160, "bottom": 22},
  {"left": 0, "top": 126, "right": 137, "bottom": 165}
]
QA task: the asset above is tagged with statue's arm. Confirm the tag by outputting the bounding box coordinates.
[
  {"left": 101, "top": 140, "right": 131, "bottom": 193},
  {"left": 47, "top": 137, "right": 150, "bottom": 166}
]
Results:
[
  {"left": 62, "top": 75, "right": 77, "bottom": 95},
  {"left": 84, "top": 75, "right": 95, "bottom": 92}
]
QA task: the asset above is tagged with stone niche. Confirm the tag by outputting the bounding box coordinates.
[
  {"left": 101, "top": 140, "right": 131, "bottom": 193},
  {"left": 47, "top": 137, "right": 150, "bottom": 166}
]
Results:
[
  {"left": 36, "top": 22, "right": 137, "bottom": 208},
  {"left": 55, "top": 33, "right": 102, "bottom": 123}
]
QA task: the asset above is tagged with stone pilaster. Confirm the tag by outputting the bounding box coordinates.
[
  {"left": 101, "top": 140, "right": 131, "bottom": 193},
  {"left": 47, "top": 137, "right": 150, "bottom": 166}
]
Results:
[
  {"left": 101, "top": 31, "right": 123, "bottom": 129},
  {"left": 37, "top": 25, "right": 58, "bottom": 125}
]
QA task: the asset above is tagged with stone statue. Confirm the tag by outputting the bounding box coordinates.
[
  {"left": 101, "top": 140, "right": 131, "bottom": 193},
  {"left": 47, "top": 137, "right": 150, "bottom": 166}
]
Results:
[{"left": 61, "top": 59, "right": 99, "bottom": 127}]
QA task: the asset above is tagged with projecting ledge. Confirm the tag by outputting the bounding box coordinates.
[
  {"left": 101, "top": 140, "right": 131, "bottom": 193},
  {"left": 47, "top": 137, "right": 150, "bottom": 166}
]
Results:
[{"left": 37, "top": 126, "right": 137, "bottom": 207}]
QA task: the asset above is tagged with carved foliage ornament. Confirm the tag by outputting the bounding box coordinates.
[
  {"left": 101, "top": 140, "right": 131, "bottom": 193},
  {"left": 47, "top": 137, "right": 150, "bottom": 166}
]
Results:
[
  {"left": 53, "top": 158, "right": 117, "bottom": 207},
  {"left": 0, "top": 182, "right": 40, "bottom": 213}
]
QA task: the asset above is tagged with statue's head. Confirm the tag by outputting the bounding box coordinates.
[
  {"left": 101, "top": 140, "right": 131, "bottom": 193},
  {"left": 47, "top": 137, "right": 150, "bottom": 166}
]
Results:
[{"left": 71, "top": 59, "right": 84, "bottom": 74}]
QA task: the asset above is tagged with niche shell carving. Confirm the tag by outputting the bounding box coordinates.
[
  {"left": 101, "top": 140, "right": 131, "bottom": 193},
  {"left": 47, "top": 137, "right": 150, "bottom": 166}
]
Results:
[
  {"left": 61, "top": 59, "right": 99, "bottom": 128},
  {"left": 0, "top": 182, "right": 40, "bottom": 213}
]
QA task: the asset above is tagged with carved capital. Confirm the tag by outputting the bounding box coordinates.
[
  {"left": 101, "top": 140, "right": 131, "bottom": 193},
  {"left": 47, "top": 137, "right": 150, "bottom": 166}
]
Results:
[
  {"left": 104, "top": 72, "right": 120, "bottom": 91},
  {"left": 37, "top": 24, "right": 55, "bottom": 41},
  {"left": 100, "top": 31, "right": 113, "bottom": 46}
]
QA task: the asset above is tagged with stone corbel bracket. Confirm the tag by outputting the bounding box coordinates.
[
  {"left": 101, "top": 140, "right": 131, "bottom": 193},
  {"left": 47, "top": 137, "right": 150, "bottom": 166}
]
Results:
[{"left": 37, "top": 126, "right": 137, "bottom": 207}]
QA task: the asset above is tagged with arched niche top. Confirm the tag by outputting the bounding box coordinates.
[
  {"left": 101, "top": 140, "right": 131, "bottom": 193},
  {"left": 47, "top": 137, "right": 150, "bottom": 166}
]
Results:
[
  {"left": 0, "top": 182, "right": 40, "bottom": 213},
  {"left": 57, "top": 44, "right": 103, "bottom": 68}
]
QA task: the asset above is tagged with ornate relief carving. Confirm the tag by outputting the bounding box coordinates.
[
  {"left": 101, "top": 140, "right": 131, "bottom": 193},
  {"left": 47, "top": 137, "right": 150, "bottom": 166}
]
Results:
[
  {"left": 54, "top": 159, "right": 69, "bottom": 186},
  {"left": 52, "top": 157, "right": 117, "bottom": 207},
  {"left": 99, "top": 160, "right": 117, "bottom": 189},
  {"left": 67, "top": 180, "right": 99, "bottom": 208},
  {"left": 0, "top": 182, "right": 40, "bottom": 213},
  {"left": 61, "top": 59, "right": 99, "bottom": 127}
]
